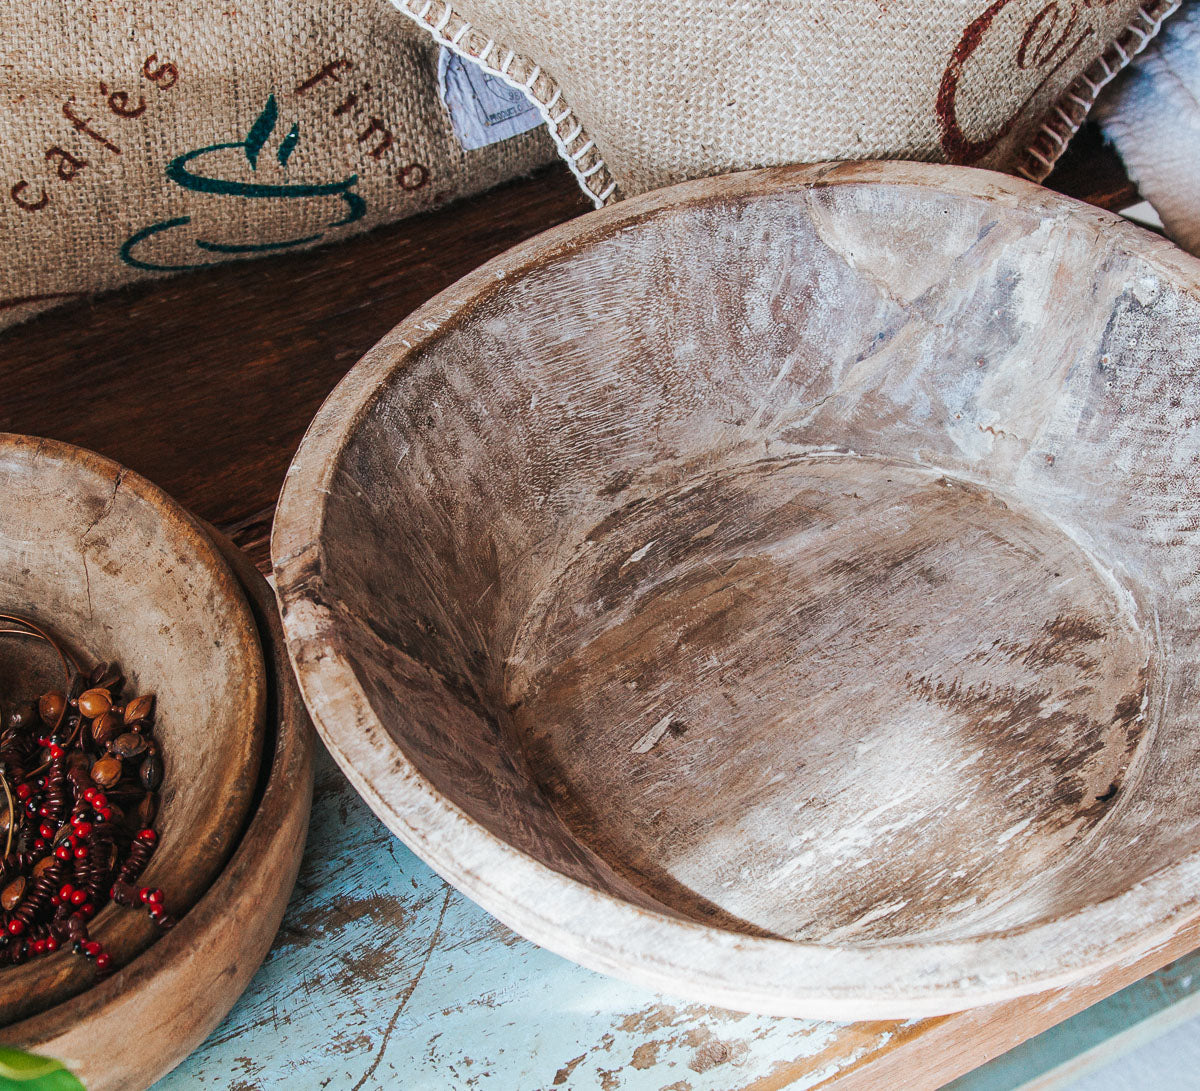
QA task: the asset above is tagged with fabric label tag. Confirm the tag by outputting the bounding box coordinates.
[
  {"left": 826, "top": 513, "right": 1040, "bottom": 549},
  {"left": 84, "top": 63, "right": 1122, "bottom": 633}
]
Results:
[{"left": 437, "top": 47, "right": 543, "bottom": 151}]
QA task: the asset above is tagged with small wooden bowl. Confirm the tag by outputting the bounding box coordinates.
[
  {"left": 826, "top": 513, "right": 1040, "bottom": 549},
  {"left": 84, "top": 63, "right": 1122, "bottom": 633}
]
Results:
[
  {"left": 0, "top": 435, "right": 266, "bottom": 1024},
  {"left": 0, "top": 530, "right": 314, "bottom": 1090},
  {"left": 273, "top": 162, "right": 1200, "bottom": 1019}
]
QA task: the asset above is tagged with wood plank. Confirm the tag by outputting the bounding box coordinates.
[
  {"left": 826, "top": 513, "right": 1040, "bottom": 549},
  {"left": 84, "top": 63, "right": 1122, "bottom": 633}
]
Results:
[{"left": 0, "top": 165, "right": 589, "bottom": 570}]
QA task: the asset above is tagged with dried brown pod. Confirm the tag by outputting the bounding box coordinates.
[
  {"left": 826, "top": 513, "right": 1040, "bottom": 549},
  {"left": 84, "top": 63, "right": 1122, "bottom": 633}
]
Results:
[
  {"left": 111, "top": 733, "right": 147, "bottom": 760},
  {"left": 77, "top": 688, "right": 112, "bottom": 719},
  {"left": 37, "top": 691, "right": 64, "bottom": 727},
  {"left": 122, "top": 694, "right": 154, "bottom": 725},
  {"left": 31, "top": 856, "right": 56, "bottom": 878},
  {"left": 90, "top": 755, "right": 123, "bottom": 789},
  {"left": 90, "top": 712, "right": 123, "bottom": 748},
  {"left": 1, "top": 876, "right": 25, "bottom": 911},
  {"left": 5, "top": 702, "right": 36, "bottom": 731},
  {"left": 134, "top": 792, "right": 158, "bottom": 829},
  {"left": 139, "top": 754, "right": 163, "bottom": 792}
]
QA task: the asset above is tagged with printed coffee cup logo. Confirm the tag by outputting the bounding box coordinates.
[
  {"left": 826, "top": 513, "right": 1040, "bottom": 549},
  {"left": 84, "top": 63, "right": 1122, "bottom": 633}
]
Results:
[
  {"left": 121, "top": 94, "right": 367, "bottom": 271},
  {"left": 938, "top": 0, "right": 1115, "bottom": 164}
]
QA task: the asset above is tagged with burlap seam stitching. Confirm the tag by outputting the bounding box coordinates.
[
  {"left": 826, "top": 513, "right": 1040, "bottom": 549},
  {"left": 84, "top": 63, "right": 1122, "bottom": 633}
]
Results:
[
  {"left": 390, "top": 0, "right": 617, "bottom": 206},
  {"left": 1018, "top": 0, "right": 1182, "bottom": 182},
  {"left": 394, "top": 0, "right": 1179, "bottom": 204}
]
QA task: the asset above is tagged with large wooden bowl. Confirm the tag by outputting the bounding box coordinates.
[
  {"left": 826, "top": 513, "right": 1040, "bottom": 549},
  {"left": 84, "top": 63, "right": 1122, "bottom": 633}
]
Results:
[
  {"left": 0, "top": 435, "right": 266, "bottom": 1024},
  {"left": 0, "top": 530, "right": 314, "bottom": 1090},
  {"left": 273, "top": 162, "right": 1200, "bottom": 1019}
]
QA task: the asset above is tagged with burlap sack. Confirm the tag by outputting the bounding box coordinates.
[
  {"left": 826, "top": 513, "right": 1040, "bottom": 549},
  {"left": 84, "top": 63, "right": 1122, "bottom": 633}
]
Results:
[
  {"left": 0, "top": 0, "right": 556, "bottom": 329},
  {"left": 391, "top": 0, "right": 1179, "bottom": 206}
]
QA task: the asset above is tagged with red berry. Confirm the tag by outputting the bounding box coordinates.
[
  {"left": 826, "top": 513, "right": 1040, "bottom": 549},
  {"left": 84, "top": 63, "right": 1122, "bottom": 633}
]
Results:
[
  {"left": 149, "top": 905, "right": 165, "bottom": 919},
  {"left": 73, "top": 846, "right": 88, "bottom": 860},
  {"left": 55, "top": 846, "right": 71, "bottom": 861},
  {"left": 92, "top": 793, "right": 107, "bottom": 809},
  {"left": 36, "top": 736, "right": 48, "bottom": 747},
  {"left": 138, "top": 887, "right": 150, "bottom": 903},
  {"left": 38, "top": 805, "right": 51, "bottom": 818},
  {"left": 38, "top": 824, "right": 52, "bottom": 839},
  {"left": 45, "top": 936, "right": 58, "bottom": 952},
  {"left": 72, "top": 820, "right": 92, "bottom": 836},
  {"left": 80, "top": 903, "right": 95, "bottom": 918},
  {"left": 69, "top": 890, "right": 86, "bottom": 906},
  {"left": 147, "top": 889, "right": 164, "bottom": 906},
  {"left": 48, "top": 744, "right": 63, "bottom": 760},
  {"left": 49, "top": 895, "right": 61, "bottom": 907},
  {"left": 32, "top": 839, "right": 46, "bottom": 852},
  {"left": 98, "top": 808, "right": 113, "bottom": 821},
  {"left": 83, "top": 788, "right": 97, "bottom": 803},
  {"left": 59, "top": 885, "right": 73, "bottom": 900},
  {"left": 31, "top": 939, "right": 45, "bottom": 954},
  {"left": 15, "top": 784, "right": 31, "bottom": 801},
  {"left": 136, "top": 829, "right": 157, "bottom": 843},
  {"left": 7, "top": 919, "right": 24, "bottom": 935},
  {"left": 95, "top": 952, "right": 110, "bottom": 970},
  {"left": 83, "top": 940, "right": 100, "bottom": 957}
]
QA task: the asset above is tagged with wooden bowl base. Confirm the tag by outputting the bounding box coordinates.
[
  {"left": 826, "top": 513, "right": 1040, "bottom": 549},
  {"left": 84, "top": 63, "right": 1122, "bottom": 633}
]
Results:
[{"left": 509, "top": 453, "right": 1154, "bottom": 944}]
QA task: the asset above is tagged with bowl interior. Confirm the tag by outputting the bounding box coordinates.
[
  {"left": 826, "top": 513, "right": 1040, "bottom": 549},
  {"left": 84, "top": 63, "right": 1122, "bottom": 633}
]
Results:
[
  {"left": 0, "top": 435, "right": 265, "bottom": 1022},
  {"left": 285, "top": 166, "right": 1200, "bottom": 957}
]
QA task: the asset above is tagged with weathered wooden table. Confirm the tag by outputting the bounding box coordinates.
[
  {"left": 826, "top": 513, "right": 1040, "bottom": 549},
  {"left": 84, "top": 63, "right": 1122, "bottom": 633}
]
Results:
[{"left": 3, "top": 133, "right": 1195, "bottom": 1089}]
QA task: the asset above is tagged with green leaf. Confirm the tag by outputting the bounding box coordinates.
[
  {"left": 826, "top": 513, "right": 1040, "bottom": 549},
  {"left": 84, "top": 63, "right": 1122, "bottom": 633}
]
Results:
[
  {"left": 243, "top": 94, "right": 278, "bottom": 170},
  {"left": 0, "top": 1048, "right": 85, "bottom": 1090}
]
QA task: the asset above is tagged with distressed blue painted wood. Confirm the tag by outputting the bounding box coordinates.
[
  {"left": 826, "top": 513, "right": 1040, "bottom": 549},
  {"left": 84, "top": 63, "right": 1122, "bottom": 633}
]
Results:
[
  {"left": 948, "top": 949, "right": 1200, "bottom": 1090},
  {"left": 155, "top": 748, "right": 1199, "bottom": 1090},
  {"left": 155, "top": 750, "right": 863, "bottom": 1090}
]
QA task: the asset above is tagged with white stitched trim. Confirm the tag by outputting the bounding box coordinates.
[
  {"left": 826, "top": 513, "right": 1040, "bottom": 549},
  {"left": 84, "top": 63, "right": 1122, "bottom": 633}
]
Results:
[
  {"left": 570, "top": 139, "right": 595, "bottom": 160},
  {"left": 1026, "top": 145, "right": 1054, "bottom": 169},
  {"left": 499, "top": 50, "right": 515, "bottom": 74},
  {"left": 561, "top": 121, "right": 583, "bottom": 144},
  {"left": 417, "top": 0, "right": 433, "bottom": 18},
  {"left": 387, "top": 0, "right": 615, "bottom": 206},
  {"left": 1020, "top": 0, "right": 1181, "bottom": 181}
]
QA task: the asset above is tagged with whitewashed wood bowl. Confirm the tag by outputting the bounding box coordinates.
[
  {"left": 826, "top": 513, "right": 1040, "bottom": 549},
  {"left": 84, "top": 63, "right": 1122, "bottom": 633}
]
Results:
[
  {"left": 0, "top": 529, "right": 315, "bottom": 1090},
  {"left": 0, "top": 435, "right": 266, "bottom": 1025},
  {"left": 272, "top": 162, "right": 1200, "bottom": 1019}
]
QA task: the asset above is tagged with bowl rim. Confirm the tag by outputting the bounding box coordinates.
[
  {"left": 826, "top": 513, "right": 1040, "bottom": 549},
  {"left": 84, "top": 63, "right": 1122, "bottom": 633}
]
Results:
[
  {"left": 0, "top": 528, "right": 314, "bottom": 1089},
  {"left": 272, "top": 160, "right": 1200, "bottom": 1019},
  {"left": 0, "top": 432, "right": 267, "bottom": 1021}
]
